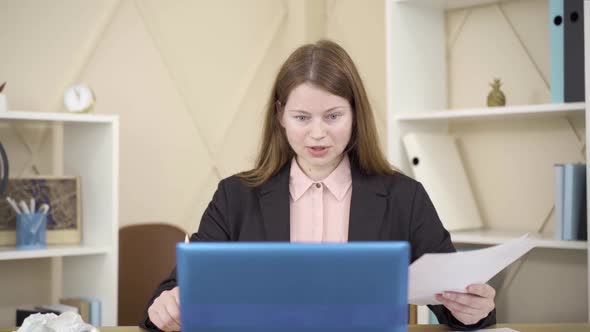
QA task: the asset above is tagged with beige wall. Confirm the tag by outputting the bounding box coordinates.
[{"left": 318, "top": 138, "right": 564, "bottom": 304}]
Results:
[
  {"left": 88, "top": 0, "right": 299, "bottom": 232},
  {"left": 324, "top": 0, "right": 387, "bottom": 148},
  {"left": 0, "top": 1, "right": 387, "bottom": 324},
  {"left": 0, "top": 0, "right": 585, "bottom": 325},
  {"left": 0, "top": 0, "right": 388, "bottom": 234}
]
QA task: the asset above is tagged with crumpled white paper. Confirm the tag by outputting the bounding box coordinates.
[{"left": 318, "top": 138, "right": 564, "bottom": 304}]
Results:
[{"left": 13, "top": 311, "right": 99, "bottom": 332}]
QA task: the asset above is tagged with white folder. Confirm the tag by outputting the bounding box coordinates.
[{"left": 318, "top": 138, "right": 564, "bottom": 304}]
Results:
[{"left": 402, "top": 133, "right": 484, "bottom": 231}]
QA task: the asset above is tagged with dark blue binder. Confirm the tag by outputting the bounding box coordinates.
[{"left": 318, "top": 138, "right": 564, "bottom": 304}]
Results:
[
  {"left": 564, "top": 0, "right": 585, "bottom": 102},
  {"left": 563, "top": 164, "right": 587, "bottom": 241}
]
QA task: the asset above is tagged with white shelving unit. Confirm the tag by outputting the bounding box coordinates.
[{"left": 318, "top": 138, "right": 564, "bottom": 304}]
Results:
[
  {"left": 386, "top": 0, "right": 589, "bottom": 324},
  {"left": 392, "top": 0, "right": 509, "bottom": 9},
  {"left": 0, "top": 110, "right": 117, "bottom": 123},
  {"left": 0, "top": 111, "right": 118, "bottom": 326},
  {"left": 394, "top": 102, "right": 585, "bottom": 121},
  {"left": 450, "top": 229, "right": 587, "bottom": 250},
  {"left": 0, "top": 245, "right": 111, "bottom": 261}
]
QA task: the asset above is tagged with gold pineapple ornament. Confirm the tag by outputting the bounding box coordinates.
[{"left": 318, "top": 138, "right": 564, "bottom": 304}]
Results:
[{"left": 487, "top": 78, "right": 506, "bottom": 107}]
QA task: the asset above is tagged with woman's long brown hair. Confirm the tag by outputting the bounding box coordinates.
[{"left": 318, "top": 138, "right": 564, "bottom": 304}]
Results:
[{"left": 238, "top": 39, "right": 396, "bottom": 187}]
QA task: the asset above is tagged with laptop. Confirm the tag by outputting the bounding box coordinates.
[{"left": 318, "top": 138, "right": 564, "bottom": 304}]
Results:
[{"left": 177, "top": 242, "right": 409, "bottom": 332}]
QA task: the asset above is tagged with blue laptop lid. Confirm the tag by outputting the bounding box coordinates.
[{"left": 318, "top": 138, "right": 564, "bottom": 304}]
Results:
[{"left": 177, "top": 242, "right": 409, "bottom": 332}]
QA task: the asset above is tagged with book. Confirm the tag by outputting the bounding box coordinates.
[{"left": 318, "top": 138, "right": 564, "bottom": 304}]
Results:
[
  {"left": 402, "top": 133, "right": 484, "bottom": 231},
  {"left": 58, "top": 297, "right": 100, "bottom": 326},
  {"left": 555, "top": 164, "right": 564, "bottom": 240},
  {"left": 78, "top": 297, "right": 101, "bottom": 327},
  {"left": 35, "top": 303, "right": 78, "bottom": 314},
  {"left": 15, "top": 307, "right": 59, "bottom": 326},
  {"left": 60, "top": 298, "right": 90, "bottom": 323},
  {"left": 563, "top": 163, "right": 587, "bottom": 240}
]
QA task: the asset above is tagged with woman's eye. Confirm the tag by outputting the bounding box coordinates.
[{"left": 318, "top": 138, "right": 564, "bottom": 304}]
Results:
[
  {"left": 327, "top": 113, "right": 341, "bottom": 120},
  {"left": 295, "top": 115, "right": 308, "bottom": 121}
]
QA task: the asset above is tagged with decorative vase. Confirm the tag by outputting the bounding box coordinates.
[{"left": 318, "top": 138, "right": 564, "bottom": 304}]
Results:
[{"left": 487, "top": 78, "right": 506, "bottom": 107}]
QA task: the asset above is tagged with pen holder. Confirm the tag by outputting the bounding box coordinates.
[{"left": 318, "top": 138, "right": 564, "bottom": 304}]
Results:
[{"left": 16, "top": 213, "right": 47, "bottom": 249}]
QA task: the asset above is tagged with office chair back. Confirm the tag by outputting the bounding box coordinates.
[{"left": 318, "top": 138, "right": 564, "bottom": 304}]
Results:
[{"left": 118, "top": 223, "right": 185, "bottom": 326}]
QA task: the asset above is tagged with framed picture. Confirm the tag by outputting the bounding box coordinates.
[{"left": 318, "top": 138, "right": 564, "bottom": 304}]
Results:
[{"left": 0, "top": 176, "right": 81, "bottom": 246}]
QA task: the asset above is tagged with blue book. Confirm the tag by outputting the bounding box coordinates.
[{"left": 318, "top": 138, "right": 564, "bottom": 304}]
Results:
[
  {"left": 563, "top": 164, "right": 586, "bottom": 240},
  {"left": 555, "top": 164, "right": 564, "bottom": 240},
  {"left": 77, "top": 297, "right": 101, "bottom": 327},
  {"left": 550, "top": 0, "right": 564, "bottom": 103},
  {"left": 428, "top": 310, "right": 439, "bottom": 324}
]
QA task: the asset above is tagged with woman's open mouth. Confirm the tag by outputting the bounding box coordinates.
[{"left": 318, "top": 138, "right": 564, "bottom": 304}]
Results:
[{"left": 307, "top": 146, "right": 330, "bottom": 157}]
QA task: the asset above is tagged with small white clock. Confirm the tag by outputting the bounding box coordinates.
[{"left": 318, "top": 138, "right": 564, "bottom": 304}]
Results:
[{"left": 64, "top": 84, "right": 95, "bottom": 113}]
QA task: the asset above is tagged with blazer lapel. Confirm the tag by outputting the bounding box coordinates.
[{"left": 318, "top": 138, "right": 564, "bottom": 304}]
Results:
[
  {"left": 348, "top": 165, "right": 389, "bottom": 241},
  {"left": 258, "top": 164, "right": 291, "bottom": 241}
]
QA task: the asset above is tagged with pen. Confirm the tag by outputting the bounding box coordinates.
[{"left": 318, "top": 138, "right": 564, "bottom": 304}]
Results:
[
  {"left": 19, "top": 200, "right": 30, "bottom": 214},
  {"left": 38, "top": 204, "right": 50, "bottom": 214},
  {"left": 6, "top": 197, "right": 21, "bottom": 214},
  {"left": 30, "top": 198, "right": 35, "bottom": 215}
]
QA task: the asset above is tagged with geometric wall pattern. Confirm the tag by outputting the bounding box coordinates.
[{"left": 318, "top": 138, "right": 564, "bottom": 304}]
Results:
[{"left": 0, "top": 0, "right": 388, "bottom": 234}]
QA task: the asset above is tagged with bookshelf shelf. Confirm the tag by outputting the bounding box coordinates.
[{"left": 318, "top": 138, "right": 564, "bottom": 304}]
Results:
[
  {"left": 394, "top": 103, "right": 585, "bottom": 122},
  {"left": 386, "top": 0, "right": 589, "bottom": 323},
  {"left": 4, "top": 110, "right": 117, "bottom": 123},
  {"left": 451, "top": 229, "right": 587, "bottom": 250},
  {"left": 0, "top": 111, "right": 118, "bottom": 326},
  {"left": 0, "top": 245, "right": 110, "bottom": 261},
  {"left": 392, "top": 0, "right": 511, "bottom": 10}
]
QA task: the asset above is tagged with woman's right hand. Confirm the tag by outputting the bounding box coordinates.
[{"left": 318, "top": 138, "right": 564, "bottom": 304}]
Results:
[{"left": 147, "top": 286, "right": 181, "bottom": 331}]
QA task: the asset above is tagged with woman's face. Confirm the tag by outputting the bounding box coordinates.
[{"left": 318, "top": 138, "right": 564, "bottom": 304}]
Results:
[{"left": 280, "top": 82, "right": 353, "bottom": 178}]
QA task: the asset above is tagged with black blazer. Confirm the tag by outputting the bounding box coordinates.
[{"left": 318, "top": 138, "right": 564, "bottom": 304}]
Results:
[{"left": 141, "top": 162, "right": 496, "bottom": 331}]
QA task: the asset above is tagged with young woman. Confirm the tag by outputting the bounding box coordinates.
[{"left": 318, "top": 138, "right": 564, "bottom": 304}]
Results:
[{"left": 142, "top": 39, "right": 496, "bottom": 332}]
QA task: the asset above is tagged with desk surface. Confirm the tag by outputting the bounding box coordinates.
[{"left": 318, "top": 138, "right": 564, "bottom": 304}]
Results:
[{"left": 2, "top": 324, "right": 590, "bottom": 331}]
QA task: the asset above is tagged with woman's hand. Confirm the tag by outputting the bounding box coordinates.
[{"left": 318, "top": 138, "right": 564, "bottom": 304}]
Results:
[
  {"left": 148, "top": 286, "right": 181, "bottom": 331},
  {"left": 435, "top": 283, "right": 496, "bottom": 326}
]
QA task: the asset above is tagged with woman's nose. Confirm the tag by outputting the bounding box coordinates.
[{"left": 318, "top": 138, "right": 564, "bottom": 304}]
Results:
[{"left": 310, "top": 120, "right": 326, "bottom": 140}]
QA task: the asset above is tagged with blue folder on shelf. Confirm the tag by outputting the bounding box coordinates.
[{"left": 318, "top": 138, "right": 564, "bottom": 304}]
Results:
[
  {"left": 550, "top": 0, "right": 585, "bottom": 102},
  {"left": 564, "top": 0, "right": 585, "bottom": 102},
  {"left": 550, "top": 0, "right": 564, "bottom": 103}
]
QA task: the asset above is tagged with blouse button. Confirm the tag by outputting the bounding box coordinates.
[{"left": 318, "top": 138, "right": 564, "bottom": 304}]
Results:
[{"left": 315, "top": 183, "right": 322, "bottom": 188}]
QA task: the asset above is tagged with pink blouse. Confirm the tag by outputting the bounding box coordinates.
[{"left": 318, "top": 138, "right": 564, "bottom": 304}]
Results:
[{"left": 289, "top": 155, "right": 352, "bottom": 243}]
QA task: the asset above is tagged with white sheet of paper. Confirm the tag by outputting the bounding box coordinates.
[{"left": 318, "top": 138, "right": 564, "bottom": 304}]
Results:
[{"left": 409, "top": 234, "right": 534, "bottom": 305}]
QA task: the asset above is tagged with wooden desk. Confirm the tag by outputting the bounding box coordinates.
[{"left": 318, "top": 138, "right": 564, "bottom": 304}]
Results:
[
  {"left": 3, "top": 324, "right": 590, "bottom": 331},
  {"left": 408, "top": 324, "right": 590, "bottom": 331}
]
